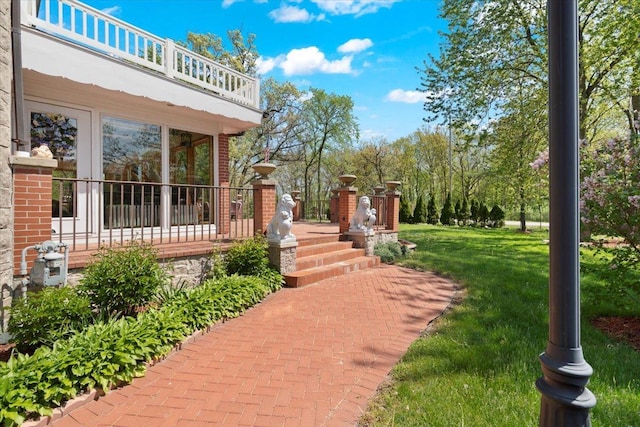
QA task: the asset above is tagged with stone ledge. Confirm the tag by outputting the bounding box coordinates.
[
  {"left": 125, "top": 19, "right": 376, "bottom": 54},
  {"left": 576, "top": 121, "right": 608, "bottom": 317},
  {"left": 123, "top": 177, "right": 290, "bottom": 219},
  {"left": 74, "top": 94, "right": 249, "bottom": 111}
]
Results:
[{"left": 9, "top": 155, "right": 58, "bottom": 168}]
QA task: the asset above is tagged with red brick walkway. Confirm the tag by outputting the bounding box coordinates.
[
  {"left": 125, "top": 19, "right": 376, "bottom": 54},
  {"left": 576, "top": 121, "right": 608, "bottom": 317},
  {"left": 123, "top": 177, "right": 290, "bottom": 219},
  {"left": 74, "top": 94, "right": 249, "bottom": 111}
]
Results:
[{"left": 48, "top": 265, "right": 457, "bottom": 427}]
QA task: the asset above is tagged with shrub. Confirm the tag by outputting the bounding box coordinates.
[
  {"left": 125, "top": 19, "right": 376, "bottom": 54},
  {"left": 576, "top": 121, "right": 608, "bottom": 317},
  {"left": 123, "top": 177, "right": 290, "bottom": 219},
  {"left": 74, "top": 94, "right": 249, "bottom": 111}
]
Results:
[
  {"left": 412, "top": 194, "right": 427, "bottom": 224},
  {"left": 399, "top": 195, "right": 412, "bottom": 223},
  {"left": 470, "top": 199, "right": 479, "bottom": 224},
  {"left": 458, "top": 198, "right": 470, "bottom": 226},
  {"left": 440, "top": 193, "right": 454, "bottom": 226},
  {"left": 427, "top": 194, "right": 439, "bottom": 225},
  {"left": 374, "top": 241, "right": 404, "bottom": 264},
  {"left": 478, "top": 202, "right": 490, "bottom": 226},
  {"left": 225, "top": 234, "right": 270, "bottom": 276},
  {"left": 489, "top": 204, "right": 506, "bottom": 228},
  {"left": 80, "top": 241, "right": 170, "bottom": 317},
  {"left": 8, "top": 287, "right": 94, "bottom": 352}
]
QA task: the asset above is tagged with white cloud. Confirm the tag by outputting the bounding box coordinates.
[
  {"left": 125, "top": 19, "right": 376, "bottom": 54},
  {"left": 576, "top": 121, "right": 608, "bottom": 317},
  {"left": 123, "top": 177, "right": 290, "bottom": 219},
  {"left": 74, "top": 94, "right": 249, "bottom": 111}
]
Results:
[
  {"left": 280, "top": 47, "right": 353, "bottom": 76},
  {"left": 101, "top": 6, "right": 121, "bottom": 16},
  {"left": 386, "top": 89, "right": 426, "bottom": 104},
  {"left": 311, "top": 0, "right": 399, "bottom": 17},
  {"left": 222, "top": 0, "right": 242, "bottom": 8},
  {"left": 256, "top": 55, "right": 285, "bottom": 75},
  {"left": 338, "top": 38, "right": 373, "bottom": 54},
  {"left": 269, "top": 5, "right": 318, "bottom": 23}
]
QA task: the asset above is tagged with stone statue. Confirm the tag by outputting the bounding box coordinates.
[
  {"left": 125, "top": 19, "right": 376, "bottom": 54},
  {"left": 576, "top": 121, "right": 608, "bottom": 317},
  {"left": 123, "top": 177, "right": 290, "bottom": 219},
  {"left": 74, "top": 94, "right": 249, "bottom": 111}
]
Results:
[
  {"left": 267, "top": 194, "right": 297, "bottom": 242},
  {"left": 350, "top": 196, "right": 377, "bottom": 231}
]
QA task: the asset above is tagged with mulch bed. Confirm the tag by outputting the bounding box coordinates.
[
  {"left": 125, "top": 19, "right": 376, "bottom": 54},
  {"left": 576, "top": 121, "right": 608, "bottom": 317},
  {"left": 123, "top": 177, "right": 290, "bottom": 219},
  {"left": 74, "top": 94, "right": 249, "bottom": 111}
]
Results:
[{"left": 591, "top": 316, "right": 640, "bottom": 351}]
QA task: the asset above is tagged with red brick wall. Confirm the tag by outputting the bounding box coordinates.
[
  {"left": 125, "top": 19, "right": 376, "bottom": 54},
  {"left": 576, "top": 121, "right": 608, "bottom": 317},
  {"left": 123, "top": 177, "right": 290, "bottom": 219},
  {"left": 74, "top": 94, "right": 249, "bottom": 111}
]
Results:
[{"left": 12, "top": 162, "right": 56, "bottom": 275}]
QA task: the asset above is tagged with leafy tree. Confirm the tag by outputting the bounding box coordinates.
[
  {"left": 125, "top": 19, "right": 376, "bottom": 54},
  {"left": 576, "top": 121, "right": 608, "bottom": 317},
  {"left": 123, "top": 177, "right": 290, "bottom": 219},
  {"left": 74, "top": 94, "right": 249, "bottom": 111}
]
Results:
[
  {"left": 181, "top": 29, "right": 258, "bottom": 75},
  {"left": 298, "top": 88, "right": 358, "bottom": 204},
  {"left": 440, "top": 193, "right": 454, "bottom": 226},
  {"left": 427, "top": 194, "right": 439, "bottom": 225},
  {"left": 413, "top": 194, "right": 427, "bottom": 224}
]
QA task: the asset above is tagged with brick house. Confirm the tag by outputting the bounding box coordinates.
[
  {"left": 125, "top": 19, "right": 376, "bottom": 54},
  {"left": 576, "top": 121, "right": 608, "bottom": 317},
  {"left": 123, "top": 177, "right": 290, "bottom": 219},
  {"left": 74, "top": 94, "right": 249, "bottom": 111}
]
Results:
[{"left": 2, "top": 0, "right": 264, "bottom": 334}]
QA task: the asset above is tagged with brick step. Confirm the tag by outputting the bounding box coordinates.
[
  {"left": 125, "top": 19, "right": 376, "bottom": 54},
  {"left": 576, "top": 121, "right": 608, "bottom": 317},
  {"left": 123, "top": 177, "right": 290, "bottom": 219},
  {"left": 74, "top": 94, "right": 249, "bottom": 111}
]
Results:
[
  {"left": 297, "top": 234, "right": 342, "bottom": 247},
  {"left": 296, "top": 241, "right": 354, "bottom": 258},
  {"left": 295, "top": 248, "right": 365, "bottom": 271},
  {"left": 284, "top": 255, "right": 380, "bottom": 288}
]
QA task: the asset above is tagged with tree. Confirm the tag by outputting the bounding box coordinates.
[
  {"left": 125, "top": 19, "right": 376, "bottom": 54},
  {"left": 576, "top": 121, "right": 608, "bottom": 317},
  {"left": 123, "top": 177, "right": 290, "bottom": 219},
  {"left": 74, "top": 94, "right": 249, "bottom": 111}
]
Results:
[
  {"left": 181, "top": 29, "right": 259, "bottom": 75},
  {"left": 459, "top": 197, "right": 470, "bottom": 226},
  {"left": 399, "top": 195, "right": 412, "bottom": 224},
  {"left": 581, "top": 135, "right": 640, "bottom": 307},
  {"left": 413, "top": 194, "right": 427, "bottom": 224},
  {"left": 478, "top": 202, "right": 490, "bottom": 227},
  {"left": 489, "top": 204, "right": 506, "bottom": 228},
  {"left": 440, "top": 193, "right": 454, "bottom": 226},
  {"left": 427, "top": 194, "right": 439, "bottom": 225},
  {"left": 298, "top": 88, "right": 358, "bottom": 205},
  {"left": 470, "top": 199, "right": 479, "bottom": 225}
]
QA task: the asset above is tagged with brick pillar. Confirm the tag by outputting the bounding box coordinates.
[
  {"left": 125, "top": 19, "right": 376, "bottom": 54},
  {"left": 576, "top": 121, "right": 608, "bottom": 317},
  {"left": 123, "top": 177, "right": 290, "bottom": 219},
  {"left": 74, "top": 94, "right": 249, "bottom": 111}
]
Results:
[
  {"left": 338, "top": 186, "right": 357, "bottom": 234},
  {"left": 385, "top": 189, "right": 401, "bottom": 232},
  {"left": 291, "top": 191, "right": 301, "bottom": 221},
  {"left": 329, "top": 190, "right": 339, "bottom": 223},
  {"left": 11, "top": 157, "right": 58, "bottom": 276},
  {"left": 253, "top": 179, "right": 277, "bottom": 235}
]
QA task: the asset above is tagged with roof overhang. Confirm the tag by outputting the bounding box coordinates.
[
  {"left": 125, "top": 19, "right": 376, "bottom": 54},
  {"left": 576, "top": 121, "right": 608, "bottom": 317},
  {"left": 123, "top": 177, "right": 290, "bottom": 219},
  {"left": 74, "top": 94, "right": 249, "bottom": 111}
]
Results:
[{"left": 20, "top": 27, "right": 262, "bottom": 134}]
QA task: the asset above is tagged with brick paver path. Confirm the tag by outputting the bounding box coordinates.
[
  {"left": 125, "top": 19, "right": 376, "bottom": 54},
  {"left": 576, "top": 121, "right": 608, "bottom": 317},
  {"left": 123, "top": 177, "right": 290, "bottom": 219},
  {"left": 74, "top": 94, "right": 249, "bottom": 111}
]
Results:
[{"left": 50, "top": 265, "right": 456, "bottom": 427}]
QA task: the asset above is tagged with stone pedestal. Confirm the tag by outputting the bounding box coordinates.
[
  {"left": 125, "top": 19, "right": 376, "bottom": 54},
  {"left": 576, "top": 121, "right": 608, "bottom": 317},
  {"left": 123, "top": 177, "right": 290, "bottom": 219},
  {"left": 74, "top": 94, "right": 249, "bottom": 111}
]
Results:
[
  {"left": 344, "top": 230, "right": 376, "bottom": 256},
  {"left": 268, "top": 240, "right": 298, "bottom": 274}
]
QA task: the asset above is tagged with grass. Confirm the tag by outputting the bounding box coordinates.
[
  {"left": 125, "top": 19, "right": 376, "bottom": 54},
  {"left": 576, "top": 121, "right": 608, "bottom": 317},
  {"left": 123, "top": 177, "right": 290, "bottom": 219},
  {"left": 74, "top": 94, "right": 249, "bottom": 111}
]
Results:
[{"left": 360, "top": 224, "right": 640, "bottom": 427}]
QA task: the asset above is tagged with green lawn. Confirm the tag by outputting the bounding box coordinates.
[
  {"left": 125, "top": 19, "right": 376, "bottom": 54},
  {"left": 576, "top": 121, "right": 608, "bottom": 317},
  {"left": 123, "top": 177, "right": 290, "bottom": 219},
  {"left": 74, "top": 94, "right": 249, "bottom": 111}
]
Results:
[{"left": 360, "top": 224, "right": 640, "bottom": 427}]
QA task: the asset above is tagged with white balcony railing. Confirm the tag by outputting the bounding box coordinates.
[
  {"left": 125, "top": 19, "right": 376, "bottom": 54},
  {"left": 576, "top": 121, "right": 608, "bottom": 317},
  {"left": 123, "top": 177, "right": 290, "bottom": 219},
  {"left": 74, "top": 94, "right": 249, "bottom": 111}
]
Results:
[{"left": 21, "top": 0, "right": 260, "bottom": 109}]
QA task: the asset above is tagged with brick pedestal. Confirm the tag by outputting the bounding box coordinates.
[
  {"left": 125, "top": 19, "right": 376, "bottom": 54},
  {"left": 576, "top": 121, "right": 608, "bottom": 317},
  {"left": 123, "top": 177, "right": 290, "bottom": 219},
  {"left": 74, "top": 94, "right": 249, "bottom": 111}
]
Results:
[
  {"left": 338, "top": 186, "right": 357, "bottom": 234},
  {"left": 330, "top": 193, "right": 339, "bottom": 224},
  {"left": 253, "top": 179, "right": 277, "bottom": 235}
]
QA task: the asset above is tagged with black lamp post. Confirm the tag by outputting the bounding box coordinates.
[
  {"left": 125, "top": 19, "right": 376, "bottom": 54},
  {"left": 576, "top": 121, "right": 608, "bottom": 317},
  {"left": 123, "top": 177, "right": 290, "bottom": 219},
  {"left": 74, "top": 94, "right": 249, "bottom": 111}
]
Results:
[{"left": 536, "top": 1, "right": 596, "bottom": 425}]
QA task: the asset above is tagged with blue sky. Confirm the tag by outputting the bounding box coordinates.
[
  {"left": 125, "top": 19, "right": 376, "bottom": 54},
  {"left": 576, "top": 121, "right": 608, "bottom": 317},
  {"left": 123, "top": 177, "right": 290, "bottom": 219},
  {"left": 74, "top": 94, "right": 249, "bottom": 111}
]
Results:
[{"left": 83, "top": 0, "right": 447, "bottom": 142}]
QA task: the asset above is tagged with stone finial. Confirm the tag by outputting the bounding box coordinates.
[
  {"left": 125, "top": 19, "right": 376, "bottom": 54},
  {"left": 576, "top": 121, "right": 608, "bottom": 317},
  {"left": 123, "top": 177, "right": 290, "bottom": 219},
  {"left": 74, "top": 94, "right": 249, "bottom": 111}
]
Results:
[{"left": 266, "top": 194, "right": 297, "bottom": 242}]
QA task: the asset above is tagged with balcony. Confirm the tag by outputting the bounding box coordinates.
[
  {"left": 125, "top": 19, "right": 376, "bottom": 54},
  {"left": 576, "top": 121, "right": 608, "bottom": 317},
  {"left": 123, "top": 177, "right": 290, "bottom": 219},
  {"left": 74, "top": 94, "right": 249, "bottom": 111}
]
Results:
[{"left": 20, "top": 0, "right": 260, "bottom": 111}]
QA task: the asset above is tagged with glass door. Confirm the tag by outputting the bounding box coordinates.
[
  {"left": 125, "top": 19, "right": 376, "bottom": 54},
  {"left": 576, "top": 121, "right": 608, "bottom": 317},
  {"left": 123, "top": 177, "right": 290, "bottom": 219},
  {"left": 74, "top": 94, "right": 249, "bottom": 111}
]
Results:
[{"left": 26, "top": 101, "right": 92, "bottom": 235}]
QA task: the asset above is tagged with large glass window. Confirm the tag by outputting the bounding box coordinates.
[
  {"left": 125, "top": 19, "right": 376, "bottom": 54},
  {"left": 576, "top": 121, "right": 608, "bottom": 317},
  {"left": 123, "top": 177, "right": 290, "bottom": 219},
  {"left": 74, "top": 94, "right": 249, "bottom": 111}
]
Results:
[
  {"left": 102, "top": 117, "right": 161, "bottom": 228},
  {"left": 102, "top": 117, "right": 161, "bottom": 182}
]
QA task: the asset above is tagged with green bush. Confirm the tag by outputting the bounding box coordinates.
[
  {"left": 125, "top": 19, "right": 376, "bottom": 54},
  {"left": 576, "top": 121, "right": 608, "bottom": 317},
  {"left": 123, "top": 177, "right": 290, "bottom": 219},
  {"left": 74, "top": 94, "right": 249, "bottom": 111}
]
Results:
[
  {"left": 412, "top": 194, "right": 427, "bottom": 224},
  {"left": 399, "top": 195, "right": 412, "bottom": 223},
  {"left": 427, "top": 194, "right": 439, "bottom": 225},
  {"left": 80, "top": 241, "right": 170, "bottom": 317},
  {"left": 8, "top": 287, "right": 93, "bottom": 353},
  {"left": 440, "top": 193, "right": 454, "bottom": 226},
  {"left": 374, "top": 241, "right": 404, "bottom": 264},
  {"left": 489, "top": 204, "right": 506, "bottom": 228},
  {"left": 224, "top": 235, "right": 270, "bottom": 276}
]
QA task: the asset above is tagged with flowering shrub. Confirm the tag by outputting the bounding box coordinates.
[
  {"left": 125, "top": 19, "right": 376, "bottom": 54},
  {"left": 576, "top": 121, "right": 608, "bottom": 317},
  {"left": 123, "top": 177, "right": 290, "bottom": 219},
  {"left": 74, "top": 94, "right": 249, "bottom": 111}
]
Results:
[{"left": 580, "top": 136, "right": 640, "bottom": 307}]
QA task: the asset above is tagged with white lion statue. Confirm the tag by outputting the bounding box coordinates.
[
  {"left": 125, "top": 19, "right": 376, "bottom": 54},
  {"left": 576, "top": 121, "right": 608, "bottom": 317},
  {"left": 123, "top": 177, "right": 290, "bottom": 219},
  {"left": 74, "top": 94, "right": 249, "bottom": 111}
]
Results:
[
  {"left": 266, "top": 194, "right": 296, "bottom": 241},
  {"left": 350, "top": 195, "right": 377, "bottom": 231},
  {"left": 31, "top": 144, "right": 53, "bottom": 159}
]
